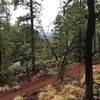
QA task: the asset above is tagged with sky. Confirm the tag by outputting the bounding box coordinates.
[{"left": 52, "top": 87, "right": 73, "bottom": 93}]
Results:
[
  {"left": 10, "top": 0, "right": 65, "bottom": 32},
  {"left": 40, "top": 0, "right": 60, "bottom": 31}
]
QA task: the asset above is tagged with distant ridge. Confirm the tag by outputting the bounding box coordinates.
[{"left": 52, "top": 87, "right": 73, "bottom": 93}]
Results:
[
  {"left": 40, "top": 32, "right": 53, "bottom": 41},
  {"left": 45, "top": 32, "right": 53, "bottom": 37}
]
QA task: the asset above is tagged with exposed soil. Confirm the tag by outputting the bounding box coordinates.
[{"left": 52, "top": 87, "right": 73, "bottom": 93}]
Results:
[
  {"left": 66, "top": 62, "right": 85, "bottom": 82},
  {"left": 0, "top": 62, "right": 99, "bottom": 100}
]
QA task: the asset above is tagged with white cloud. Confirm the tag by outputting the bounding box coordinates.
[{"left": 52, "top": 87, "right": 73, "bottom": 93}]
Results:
[
  {"left": 10, "top": 6, "right": 29, "bottom": 24},
  {"left": 40, "top": 0, "right": 60, "bottom": 31},
  {"left": 10, "top": 0, "right": 61, "bottom": 31}
]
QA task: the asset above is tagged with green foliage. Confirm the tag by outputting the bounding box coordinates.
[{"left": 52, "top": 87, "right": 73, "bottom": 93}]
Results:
[
  {"left": 0, "top": 67, "right": 14, "bottom": 85},
  {"left": 52, "top": 0, "right": 100, "bottom": 64},
  {"left": 0, "top": 0, "right": 100, "bottom": 86},
  {"left": 53, "top": 2, "right": 85, "bottom": 63}
]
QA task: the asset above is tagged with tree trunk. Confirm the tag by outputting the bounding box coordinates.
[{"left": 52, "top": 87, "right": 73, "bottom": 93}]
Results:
[
  {"left": 0, "top": 19, "right": 1, "bottom": 67},
  {"left": 26, "top": 62, "right": 30, "bottom": 81},
  {"left": 93, "top": 32, "right": 96, "bottom": 52},
  {"left": 30, "top": 0, "right": 36, "bottom": 73},
  {"left": 78, "top": 28, "right": 82, "bottom": 62},
  {"left": 84, "top": 0, "right": 95, "bottom": 99},
  {"left": 99, "top": 34, "right": 100, "bottom": 50}
]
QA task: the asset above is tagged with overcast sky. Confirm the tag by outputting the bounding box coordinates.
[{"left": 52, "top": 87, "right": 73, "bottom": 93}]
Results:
[{"left": 10, "top": 0, "right": 66, "bottom": 32}]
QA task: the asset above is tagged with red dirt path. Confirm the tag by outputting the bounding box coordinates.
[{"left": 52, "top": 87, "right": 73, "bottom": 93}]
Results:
[
  {"left": 0, "top": 75, "right": 57, "bottom": 100},
  {"left": 67, "top": 63, "right": 85, "bottom": 82},
  {"left": 0, "top": 62, "right": 99, "bottom": 100}
]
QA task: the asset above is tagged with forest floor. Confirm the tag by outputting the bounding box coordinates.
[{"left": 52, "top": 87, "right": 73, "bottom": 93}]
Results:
[{"left": 0, "top": 62, "right": 99, "bottom": 100}]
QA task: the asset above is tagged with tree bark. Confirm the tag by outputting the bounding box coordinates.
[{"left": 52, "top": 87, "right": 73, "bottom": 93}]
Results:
[
  {"left": 30, "top": 0, "right": 36, "bottom": 73},
  {"left": 0, "top": 19, "right": 1, "bottom": 67},
  {"left": 84, "top": 0, "right": 95, "bottom": 99},
  {"left": 99, "top": 34, "right": 100, "bottom": 50},
  {"left": 78, "top": 28, "right": 82, "bottom": 62},
  {"left": 93, "top": 32, "right": 96, "bottom": 52}
]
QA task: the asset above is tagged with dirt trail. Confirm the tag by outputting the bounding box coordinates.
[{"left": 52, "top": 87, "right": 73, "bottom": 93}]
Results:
[
  {"left": 0, "top": 75, "right": 57, "bottom": 100},
  {"left": 67, "top": 63, "right": 85, "bottom": 82},
  {"left": 0, "top": 62, "right": 99, "bottom": 100}
]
